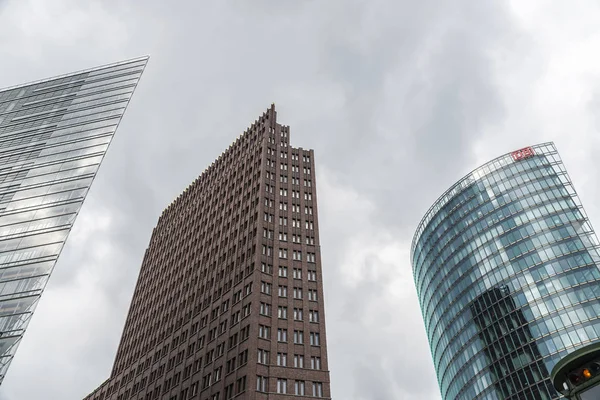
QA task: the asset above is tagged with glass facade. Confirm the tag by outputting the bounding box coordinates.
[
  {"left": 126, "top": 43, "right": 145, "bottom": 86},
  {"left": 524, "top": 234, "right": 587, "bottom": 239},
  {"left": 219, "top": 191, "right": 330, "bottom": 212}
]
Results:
[
  {"left": 412, "top": 143, "right": 600, "bottom": 399},
  {"left": 0, "top": 57, "right": 148, "bottom": 384}
]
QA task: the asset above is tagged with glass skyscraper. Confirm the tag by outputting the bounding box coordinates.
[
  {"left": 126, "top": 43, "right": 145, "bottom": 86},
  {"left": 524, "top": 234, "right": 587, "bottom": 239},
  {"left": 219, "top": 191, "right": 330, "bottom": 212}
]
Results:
[
  {"left": 412, "top": 143, "right": 600, "bottom": 399},
  {"left": 0, "top": 56, "right": 148, "bottom": 383}
]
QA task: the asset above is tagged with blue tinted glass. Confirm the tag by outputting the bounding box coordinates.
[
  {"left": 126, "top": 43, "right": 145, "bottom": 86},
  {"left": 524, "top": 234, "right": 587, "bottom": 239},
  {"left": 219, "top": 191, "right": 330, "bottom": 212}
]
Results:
[{"left": 412, "top": 144, "right": 600, "bottom": 399}]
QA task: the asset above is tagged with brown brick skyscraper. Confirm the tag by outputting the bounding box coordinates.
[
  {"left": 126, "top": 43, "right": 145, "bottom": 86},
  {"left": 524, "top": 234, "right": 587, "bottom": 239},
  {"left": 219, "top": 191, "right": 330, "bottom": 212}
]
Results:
[{"left": 84, "top": 105, "right": 331, "bottom": 400}]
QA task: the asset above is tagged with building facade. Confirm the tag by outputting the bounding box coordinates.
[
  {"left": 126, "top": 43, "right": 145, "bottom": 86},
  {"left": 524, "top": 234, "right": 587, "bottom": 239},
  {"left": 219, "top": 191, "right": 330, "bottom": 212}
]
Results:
[
  {"left": 84, "top": 105, "right": 331, "bottom": 400},
  {"left": 412, "top": 143, "right": 600, "bottom": 399},
  {"left": 0, "top": 57, "right": 148, "bottom": 384}
]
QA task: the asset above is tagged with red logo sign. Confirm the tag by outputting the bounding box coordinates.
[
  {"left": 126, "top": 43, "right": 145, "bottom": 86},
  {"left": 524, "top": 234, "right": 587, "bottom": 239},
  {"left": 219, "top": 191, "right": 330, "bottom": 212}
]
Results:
[{"left": 511, "top": 147, "right": 535, "bottom": 161}]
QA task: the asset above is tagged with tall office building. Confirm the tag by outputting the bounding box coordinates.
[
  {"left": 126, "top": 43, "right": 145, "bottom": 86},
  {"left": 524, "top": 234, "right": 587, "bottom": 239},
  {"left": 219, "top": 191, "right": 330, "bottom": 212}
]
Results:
[
  {"left": 412, "top": 143, "right": 600, "bottom": 400},
  {"left": 84, "top": 105, "right": 331, "bottom": 400},
  {"left": 0, "top": 57, "right": 148, "bottom": 384}
]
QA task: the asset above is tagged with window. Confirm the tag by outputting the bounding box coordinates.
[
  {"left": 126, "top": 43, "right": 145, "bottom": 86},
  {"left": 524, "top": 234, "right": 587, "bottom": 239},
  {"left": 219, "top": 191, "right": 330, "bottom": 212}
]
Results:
[
  {"left": 261, "top": 281, "right": 272, "bottom": 295},
  {"left": 293, "top": 250, "right": 302, "bottom": 261},
  {"left": 257, "top": 349, "right": 270, "bottom": 364},
  {"left": 228, "top": 333, "right": 238, "bottom": 349},
  {"left": 230, "top": 312, "right": 240, "bottom": 326},
  {"left": 307, "top": 252, "right": 316, "bottom": 263},
  {"left": 279, "top": 216, "right": 287, "bottom": 225},
  {"left": 312, "top": 382, "right": 323, "bottom": 397},
  {"left": 261, "top": 263, "right": 273, "bottom": 274},
  {"left": 277, "top": 352, "right": 287, "bottom": 366},
  {"left": 278, "top": 306, "right": 288, "bottom": 319},
  {"left": 308, "top": 289, "right": 318, "bottom": 301},
  {"left": 295, "top": 380, "right": 306, "bottom": 396},
  {"left": 279, "top": 202, "right": 288, "bottom": 211},
  {"left": 278, "top": 266, "right": 288, "bottom": 277},
  {"left": 256, "top": 376, "right": 268, "bottom": 392},
  {"left": 277, "top": 328, "right": 288, "bottom": 342},
  {"left": 236, "top": 376, "right": 247, "bottom": 394},
  {"left": 278, "top": 285, "right": 288, "bottom": 297},
  {"left": 294, "top": 287, "right": 303, "bottom": 299},
  {"left": 259, "top": 302, "right": 271, "bottom": 316},
  {"left": 225, "top": 383, "right": 234, "bottom": 399},
  {"left": 242, "top": 303, "right": 251, "bottom": 318},
  {"left": 294, "top": 354, "right": 304, "bottom": 368},
  {"left": 308, "top": 270, "right": 317, "bottom": 281},
  {"left": 277, "top": 379, "right": 287, "bottom": 394},
  {"left": 214, "top": 366, "right": 222, "bottom": 382},
  {"left": 294, "top": 308, "right": 303, "bottom": 321},
  {"left": 280, "top": 188, "right": 287, "bottom": 196},
  {"left": 258, "top": 325, "right": 271, "bottom": 339},
  {"left": 311, "top": 356, "right": 321, "bottom": 370},
  {"left": 279, "top": 232, "right": 287, "bottom": 241},
  {"left": 309, "top": 310, "right": 319, "bottom": 323},
  {"left": 293, "top": 268, "right": 302, "bottom": 280},
  {"left": 304, "top": 192, "right": 312, "bottom": 201},
  {"left": 294, "top": 330, "right": 304, "bottom": 344},
  {"left": 201, "top": 373, "right": 212, "bottom": 389},
  {"left": 226, "top": 357, "right": 236, "bottom": 374},
  {"left": 310, "top": 332, "right": 320, "bottom": 346},
  {"left": 279, "top": 248, "right": 288, "bottom": 259},
  {"left": 238, "top": 349, "right": 248, "bottom": 366}
]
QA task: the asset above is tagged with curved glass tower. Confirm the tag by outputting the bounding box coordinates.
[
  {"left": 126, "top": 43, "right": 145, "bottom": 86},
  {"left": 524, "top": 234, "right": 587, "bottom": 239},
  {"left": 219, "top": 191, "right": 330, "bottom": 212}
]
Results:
[{"left": 412, "top": 143, "right": 600, "bottom": 400}]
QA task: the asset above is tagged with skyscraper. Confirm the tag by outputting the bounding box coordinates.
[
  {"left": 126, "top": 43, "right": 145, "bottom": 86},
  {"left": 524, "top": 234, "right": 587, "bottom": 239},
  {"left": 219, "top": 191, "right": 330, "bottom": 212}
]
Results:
[
  {"left": 0, "top": 57, "right": 148, "bottom": 384},
  {"left": 412, "top": 143, "right": 600, "bottom": 400},
  {"left": 84, "top": 105, "right": 331, "bottom": 400}
]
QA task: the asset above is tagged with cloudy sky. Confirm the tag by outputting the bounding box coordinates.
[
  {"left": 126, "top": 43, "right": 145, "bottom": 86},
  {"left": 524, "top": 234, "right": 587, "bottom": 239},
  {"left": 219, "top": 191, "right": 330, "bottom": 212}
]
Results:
[{"left": 1, "top": 1, "right": 600, "bottom": 399}]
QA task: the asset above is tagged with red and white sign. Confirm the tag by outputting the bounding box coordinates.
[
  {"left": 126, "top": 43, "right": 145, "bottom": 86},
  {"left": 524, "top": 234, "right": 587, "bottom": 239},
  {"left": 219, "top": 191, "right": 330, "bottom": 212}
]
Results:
[{"left": 511, "top": 147, "right": 535, "bottom": 161}]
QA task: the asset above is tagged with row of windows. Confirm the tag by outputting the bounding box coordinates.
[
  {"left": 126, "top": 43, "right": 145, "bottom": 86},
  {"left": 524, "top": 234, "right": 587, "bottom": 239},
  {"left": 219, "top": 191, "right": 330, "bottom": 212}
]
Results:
[
  {"left": 256, "top": 377, "right": 323, "bottom": 397},
  {"left": 259, "top": 280, "right": 319, "bottom": 300},
  {"left": 256, "top": 327, "right": 322, "bottom": 346},
  {"left": 263, "top": 229, "right": 316, "bottom": 245},
  {"left": 414, "top": 156, "right": 566, "bottom": 283},
  {"left": 256, "top": 349, "right": 322, "bottom": 369},
  {"left": 432, "top": 223, "right": 588, "bottom": 375},
  {"left": 412, "top": 144, "right": 559, "bottom": 261},
  {"left": 417, "top": 165, "right": 569, "bottom": 299},
  {"left": 258, "top": 264, "right": 318, "bottom": 281},
  {"left": 424, "top": 197, "right": 582, "bottom": 346},
  {"left": 270, "top": 200, "right": 314, "bottom": 215}
]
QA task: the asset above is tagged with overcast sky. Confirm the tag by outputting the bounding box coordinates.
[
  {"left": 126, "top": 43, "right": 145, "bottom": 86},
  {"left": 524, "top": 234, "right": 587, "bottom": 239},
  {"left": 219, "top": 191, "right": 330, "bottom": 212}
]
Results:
[{"left": 1, "top": 1, "right": 600, "bottom": 399}]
